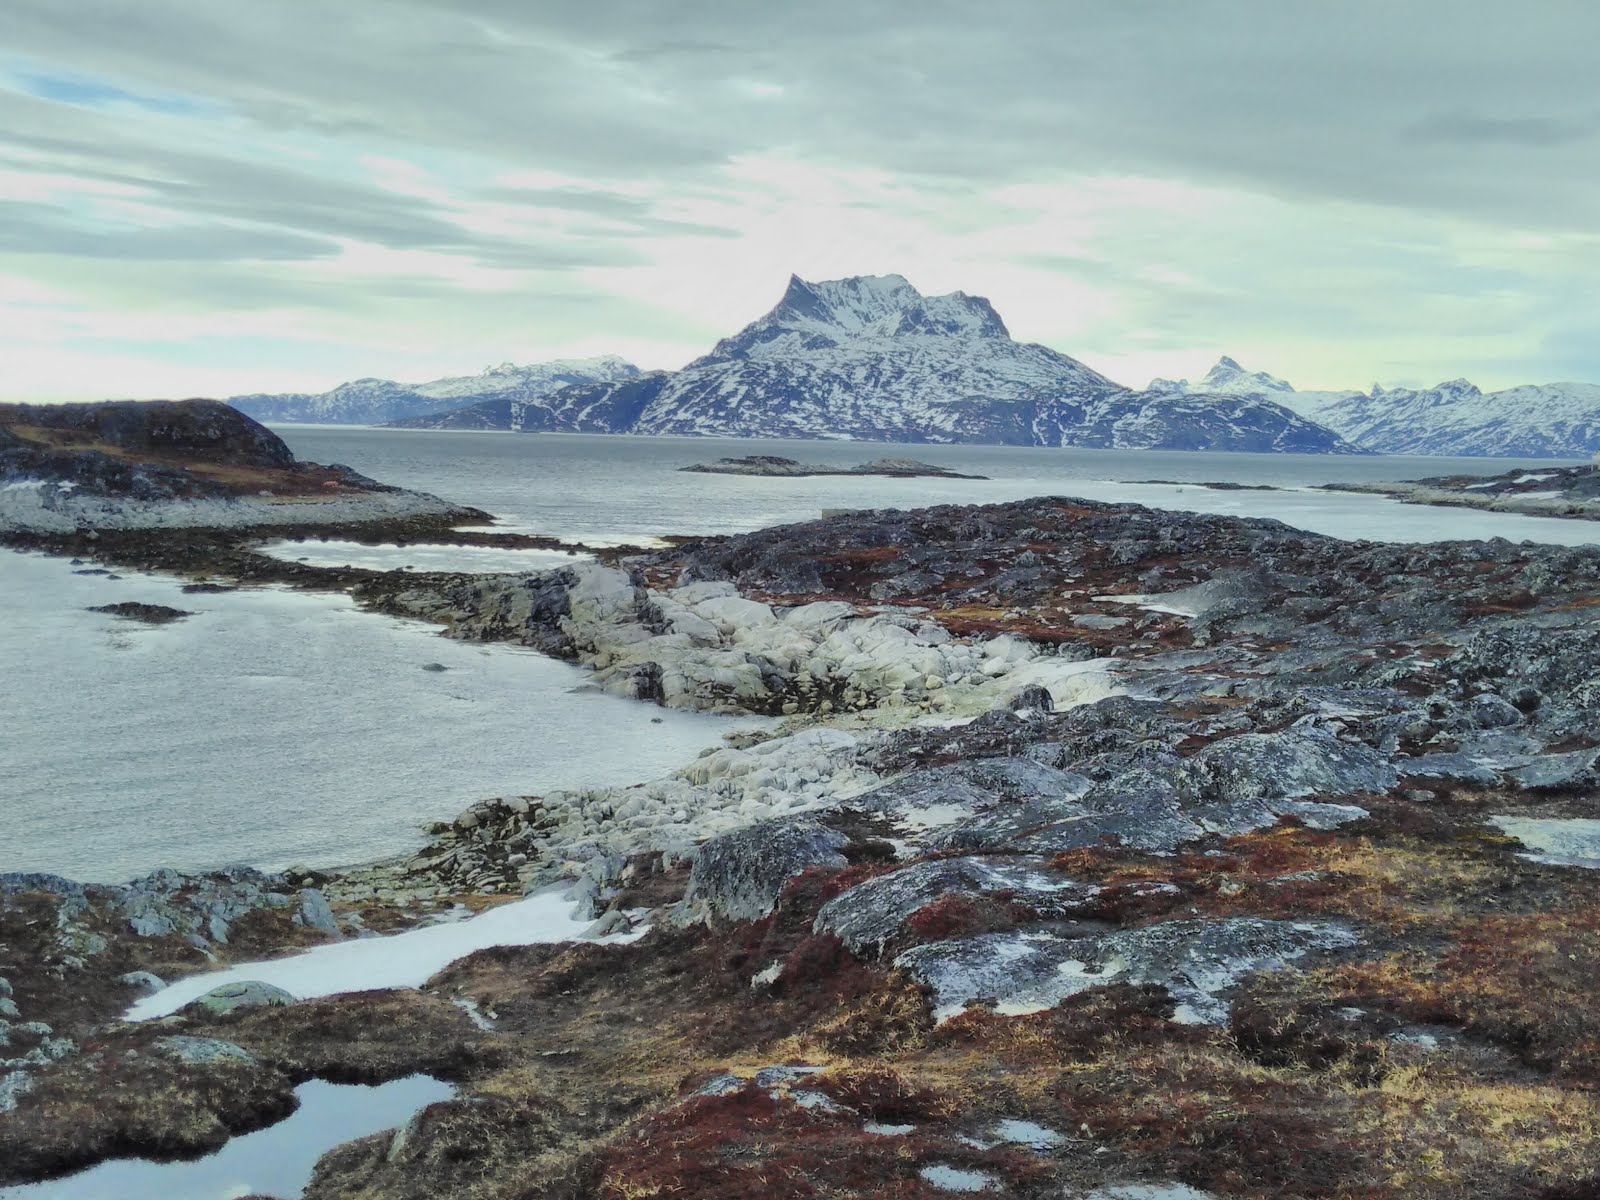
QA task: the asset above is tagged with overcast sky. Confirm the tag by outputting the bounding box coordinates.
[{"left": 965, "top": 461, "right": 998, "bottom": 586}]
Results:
[{"left": 2, "top": 1, "right": 1597, "bottom": 400}]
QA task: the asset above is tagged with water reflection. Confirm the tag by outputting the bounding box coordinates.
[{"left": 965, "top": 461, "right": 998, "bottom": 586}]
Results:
[{"left": 0, "top": 1075, "right": 454, "bottom": 1200}]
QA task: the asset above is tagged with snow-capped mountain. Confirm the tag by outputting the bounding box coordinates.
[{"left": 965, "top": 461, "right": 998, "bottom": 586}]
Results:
[
  {"left": 478, "top": 276, "right": 1360, "bottom": 452},
  {"left": 1154, "top": 356, "right": 1600, "bottom": 457},
  {"left": 1149, "top": 355, "right": 1296, "bottom": 399},
  {"left": 1307, "top": 380, "right": 1600, "bottom": 458},
  {"left": 228, "top": 356, "right": 640, "bottom": 426}
]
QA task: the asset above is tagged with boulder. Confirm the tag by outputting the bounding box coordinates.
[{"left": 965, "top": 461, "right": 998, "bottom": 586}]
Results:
[
  {"left": 682, "top": 817, "right": 849, "bottom": 923},
  {"left": 184, "top": 980, "right": 296, "bottom": 1017},
  {"left": 814, "top": 856, "right": 1100, "bottom": 954}
]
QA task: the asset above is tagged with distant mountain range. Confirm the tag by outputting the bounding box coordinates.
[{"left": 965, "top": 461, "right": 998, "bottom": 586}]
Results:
[
  {"left": 275, "top": 275, "right": 1352, "bottom": 453},
  {"left": 222, "top": 276, "right": 1600, "bottom": 457},
  {"left": 1151, "top": 356, "right": 1600, "bottom": 458},
  {"left": 228, "top": 356, "right": 640, "bottom": 427}
]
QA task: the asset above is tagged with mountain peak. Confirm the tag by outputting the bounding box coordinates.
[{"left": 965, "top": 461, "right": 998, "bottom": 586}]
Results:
[
  {"left": 1200, "top": 357, "right": 1294, "bottom": 393},
  {"left": 1148, "top": 356, "right": 1294, "bottom": 397},
  {"left": 700, "top": 273, "right": 1012, "bottom": 365}
]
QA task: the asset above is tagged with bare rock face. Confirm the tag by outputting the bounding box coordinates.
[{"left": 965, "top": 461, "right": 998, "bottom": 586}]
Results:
[
  {"left": 681, "top": 817, "right": 850, "bottom": 923},
  {"left": 813, "top": 856, "right": 1101, "bottom": 955},
  {"left": 896, "top": 917, "right": 1361, "bottom": 1024}
]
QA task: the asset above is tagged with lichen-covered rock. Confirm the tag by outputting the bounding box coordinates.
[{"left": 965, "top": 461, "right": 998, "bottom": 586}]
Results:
[
  {"left": 814, "top": 856, "right": 1100, "bottom": 954},
  {"left": 1181, "top": 729, "right": 1398, "bottom": 804},
  {"left": 153, "top": 1035, "right": 257, "bottom": 1065},
  {"left": 681, "top": 817, "right": 849, "bottom": 923},
  {"left": 896, "top": 917, "right": 1361, "bottom": 1024},
  {"left": 184, "top": 980, "right": 297, "bottom": 1017}
]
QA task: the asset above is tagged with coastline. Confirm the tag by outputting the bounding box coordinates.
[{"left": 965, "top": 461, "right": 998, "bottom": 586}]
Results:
[{"left": 7, "top": 435, "right": 1600, "bottom": 1195}]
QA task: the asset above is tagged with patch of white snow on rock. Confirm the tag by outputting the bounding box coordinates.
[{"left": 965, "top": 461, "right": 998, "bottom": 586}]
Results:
[{"left": 126, "top": 885, "right": 636, "bottom": 1020}]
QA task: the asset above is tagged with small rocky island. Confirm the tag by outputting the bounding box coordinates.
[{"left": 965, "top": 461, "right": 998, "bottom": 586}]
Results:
[
  {"left": 4, "top": 401, "right": 1600, "bottom": 1198},
  {"left": 681, "top": 454, "right": 987, "bottom": 479}
]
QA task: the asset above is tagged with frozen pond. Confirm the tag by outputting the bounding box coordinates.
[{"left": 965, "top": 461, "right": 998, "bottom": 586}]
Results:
[
  {"left": 0, "top": 1075, "right": 454, "bottom": 1200},
  {"left": 0, "top": 550, "right": 764, "bottom": 882},
  {"left": 256, "top": 538, "right": 591, "bottom": 573}
]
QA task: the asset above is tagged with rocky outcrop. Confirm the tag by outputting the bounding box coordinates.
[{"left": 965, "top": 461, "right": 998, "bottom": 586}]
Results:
[
  {"left": 897, "top": 917, "right": 1362, "bottom": 1024},
  {"left": 393, "top": 562, "right": 1118, "bottom": 719},
  {"left": 0, "top": 399, "right": 480, "bottom": 535}
]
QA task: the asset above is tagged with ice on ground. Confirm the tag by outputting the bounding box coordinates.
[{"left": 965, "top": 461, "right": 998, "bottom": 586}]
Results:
[
  {"left": 1095, "top": 593, "right": 1203, "bottom": 619},
  {"left": 1080, "top": 1186, "right": 1216, "bottom": 1200},
  {"left": 988, "top": 1118, "right": 1066, "bottom": 1150},
  {"left": 920, "top": 1165, "right": 998, "bottom": 1192},
  {"left": 126, "top": 886, "right": 634, "bottom": 1020},
  {"left": 1490, "top": 817, "right": 1600, "bottom": 870},
  {"left": 1513, "top": 473, "right": 1559, "bottom": 484},
  {"left": 256, "top": 539, "right": 591, "bottom": 574},
  {"left": 0, "top": 1075, "right": 453, "bottom": 1200}
]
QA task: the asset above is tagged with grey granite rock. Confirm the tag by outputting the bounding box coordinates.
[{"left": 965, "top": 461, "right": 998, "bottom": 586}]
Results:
[
  {"left": 184, "top": 980, "right": 296, "bottom": 1017},
  {"left": 896, "top": 917, "right": 1361, "bottom": 1024},
  {"left": 682, "top": 817, "right": 849, "bottom": 923},
  {"left": 153, "top": 1036, "right": 258, "bottom": 1066},
  {"left": 814, "top": 856, "right": 1101, "bottom": 954}
]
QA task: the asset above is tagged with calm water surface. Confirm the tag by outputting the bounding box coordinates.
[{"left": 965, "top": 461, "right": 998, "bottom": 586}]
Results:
[
  {"left": 277, "top": 428, "right": 1599, "bottom": 546},
  {"left": 8, "top": 430, "right": 1595, "bottom": 883}
]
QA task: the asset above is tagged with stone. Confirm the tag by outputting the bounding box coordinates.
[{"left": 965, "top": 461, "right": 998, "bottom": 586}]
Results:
[
  {"left": 153, "top": 1036, "right": 257, "bottom": 1066},
  {"left": 815, "top": 856, "right": 1100, "bottom": 954},
  {"left": 118, "top": 970, "right": 167, "bottom": 996},
  {"left": 183, "top": 980, "right": 296, "bottom": 1017},
  {"left": 897, "top": 917, "right": 1361, "bottom": 1024},
  {"left": 294, "top": 888, "right": 341, "bottom": 937},
  {"left": 681, "top": 817, "right": 849, "bottom": 923}
]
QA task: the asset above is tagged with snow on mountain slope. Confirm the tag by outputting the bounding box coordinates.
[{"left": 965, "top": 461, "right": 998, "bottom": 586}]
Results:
[
  {"left": 1149, "top": 356, "right": 1359, "bottom": 422},
  {"left": 1310, "top": 380, "right": 1600, "bottom": 458},
  {"left": 1146, "top": 355, "right": 1600, "bottom": 457},
  {"left": 1149, "top": 355, "right": 1295, "bottom": 398},
  {"left": 229, "top": 356, "right": 640, "bottom": 426},
  {"left": 517, "top": 277, "right": 1360, "bottom": 452}
]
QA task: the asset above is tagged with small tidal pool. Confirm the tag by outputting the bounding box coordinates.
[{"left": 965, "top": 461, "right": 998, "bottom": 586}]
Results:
[{"left": 0, "top": 1074, "right": 453, "bottom": 1200}]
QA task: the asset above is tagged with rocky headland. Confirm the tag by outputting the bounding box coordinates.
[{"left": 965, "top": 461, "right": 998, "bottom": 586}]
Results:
[
  {"left": 1324, "top": 461, "right": 1600, "bottom": 521},
  {"left": 1112, "top": 463, "right": 1600, "bottom": 524},
  {"left": 6, "top": 468, "right": 1600, "bottom": 1197},
  {"left": 0, "top": 398, "right": 486, "bottom": 536},
  {"left": 681, "top": 454, "right": 988, "bottom": 479}
]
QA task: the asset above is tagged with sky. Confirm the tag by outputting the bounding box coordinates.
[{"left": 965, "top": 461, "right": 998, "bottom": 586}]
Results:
[{"left": 1, "top": 0, "right": 1598, "bottom": 400}]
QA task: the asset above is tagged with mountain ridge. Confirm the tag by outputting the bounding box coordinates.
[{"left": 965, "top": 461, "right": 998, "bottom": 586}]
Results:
[
  {"left": 397, "top": 275, "right": 1357, "bottom": 452},
  {"left": 1156, "top": 355, "right": 1600, "bottom": 458},
  {"left": 228, "top": 355, "right": 641, "bottom": 426}
]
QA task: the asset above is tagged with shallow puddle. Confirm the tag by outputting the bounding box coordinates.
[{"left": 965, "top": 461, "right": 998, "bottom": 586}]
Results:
[{"left": 0, "top": 1074, "right": 453, "bottom": 1200}]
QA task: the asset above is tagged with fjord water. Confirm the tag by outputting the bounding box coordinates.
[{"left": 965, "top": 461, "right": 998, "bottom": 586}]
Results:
[
  {"left": 280, "top": 427, "right": 1600, "bottom": 547},
  {"left": 0, "top": 550, "right": 763, "bottom": 882},
  {"left": 8, "top": 430, "right": 1596, "bottom": 885}
]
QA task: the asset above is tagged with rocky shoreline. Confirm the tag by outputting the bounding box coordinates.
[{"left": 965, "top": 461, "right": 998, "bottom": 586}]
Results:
[
  {"left": 1322, "top": 461, "right": 1600, "bottom": 521},
  {"left": 6, "top": 411, "right": 1600, "bottom": 1196}
]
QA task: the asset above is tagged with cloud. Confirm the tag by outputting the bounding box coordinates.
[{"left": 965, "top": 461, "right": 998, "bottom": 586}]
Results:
[
  {"left": 1406, "top": 113, "right": 1597, "bottom": 148},
  {"left": 0, "top": 0, "right": 1597, "bottom": 398}
]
